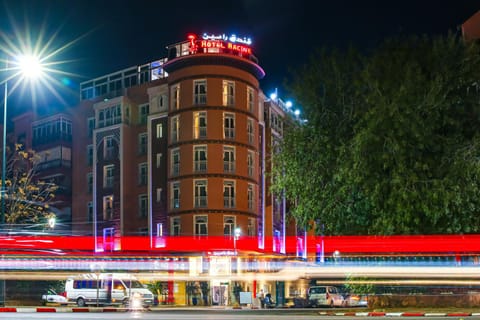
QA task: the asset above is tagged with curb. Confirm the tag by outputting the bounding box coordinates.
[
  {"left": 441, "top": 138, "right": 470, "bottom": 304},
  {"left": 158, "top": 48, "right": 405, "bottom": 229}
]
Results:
[{"left": 319, "top": 311, "right": 477, "bottom": 317}]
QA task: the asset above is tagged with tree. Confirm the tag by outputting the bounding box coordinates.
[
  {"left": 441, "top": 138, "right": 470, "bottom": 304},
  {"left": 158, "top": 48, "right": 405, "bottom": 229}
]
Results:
[
  {"left": 1, "top": 144, "right": 58, "bottom": 230},
  {"left": 272, "top": 34, "right": 480, "bottom": 235}
]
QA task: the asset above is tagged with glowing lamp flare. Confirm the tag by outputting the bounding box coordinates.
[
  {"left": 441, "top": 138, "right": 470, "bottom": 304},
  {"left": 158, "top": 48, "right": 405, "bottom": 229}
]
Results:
[{"left": 16, "top": 54, "right": 44, "bottom": 79}]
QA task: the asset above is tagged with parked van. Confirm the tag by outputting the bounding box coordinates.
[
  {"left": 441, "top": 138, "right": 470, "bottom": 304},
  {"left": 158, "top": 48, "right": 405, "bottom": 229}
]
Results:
[
  {"left": 65, "top": 273, "right": 154, "bottom": 307},
  {"left": 307, "top": 285, "right": 344, "bottom": 307}
]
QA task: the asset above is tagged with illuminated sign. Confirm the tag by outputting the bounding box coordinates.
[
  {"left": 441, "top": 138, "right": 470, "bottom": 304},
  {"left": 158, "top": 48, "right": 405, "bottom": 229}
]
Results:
[
  {"left": 202, "top": 33, "right": 252, "bottom": 45},
  {"left": 199, "top": 40, "right": 252, "bottom": 55},
  {"left": 187, "top": 33, "right": 253, "bottom": 57}
]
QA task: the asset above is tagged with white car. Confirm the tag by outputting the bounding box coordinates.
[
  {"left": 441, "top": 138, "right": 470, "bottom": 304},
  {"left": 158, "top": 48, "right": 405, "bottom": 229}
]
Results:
[{"left": 41, "top": 289, "right": 68, "bottom": 306}]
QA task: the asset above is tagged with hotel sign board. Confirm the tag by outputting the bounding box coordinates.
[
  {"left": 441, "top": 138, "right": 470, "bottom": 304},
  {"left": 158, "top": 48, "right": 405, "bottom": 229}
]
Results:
[{"left": 188, "top": 33, "right": 253, "bottom": 58}]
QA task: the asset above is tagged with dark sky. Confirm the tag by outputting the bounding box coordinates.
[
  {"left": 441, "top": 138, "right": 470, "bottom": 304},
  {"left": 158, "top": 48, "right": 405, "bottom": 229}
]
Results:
[{"left": 0, "top": 0, "right": 478, "bottom": 109}]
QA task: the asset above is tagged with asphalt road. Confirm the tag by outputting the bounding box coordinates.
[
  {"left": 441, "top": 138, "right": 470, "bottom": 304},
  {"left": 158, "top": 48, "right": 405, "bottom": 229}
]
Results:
[{"left": 0, "top": 310, "right": 479, "bottom": 320}]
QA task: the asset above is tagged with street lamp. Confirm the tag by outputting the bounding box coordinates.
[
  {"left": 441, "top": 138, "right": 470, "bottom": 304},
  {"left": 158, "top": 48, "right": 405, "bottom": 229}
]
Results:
[
  {"left": 233, "top": 227, "right": 241, "bottom": 255},
  {"left": 1, "top": 54, "right": 44, "bottom": 227}
]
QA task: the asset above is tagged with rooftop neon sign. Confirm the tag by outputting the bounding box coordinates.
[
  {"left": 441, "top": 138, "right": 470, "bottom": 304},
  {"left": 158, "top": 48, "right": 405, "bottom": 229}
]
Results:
[
  {"left": 188, "top": 33, "right": 253, "bottom": 57},
  {"left": 201, "top": 33, "right": 252, "bottom": 45}
]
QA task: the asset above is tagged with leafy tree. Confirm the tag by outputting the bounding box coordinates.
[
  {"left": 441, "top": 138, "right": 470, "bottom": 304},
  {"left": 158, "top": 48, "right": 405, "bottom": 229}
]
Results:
[
  {"left": 272, "top": 34, "right": 480, "bottom": 235},
  {"left": 1, "top": 144, "right": 58, "bottom": 230}
]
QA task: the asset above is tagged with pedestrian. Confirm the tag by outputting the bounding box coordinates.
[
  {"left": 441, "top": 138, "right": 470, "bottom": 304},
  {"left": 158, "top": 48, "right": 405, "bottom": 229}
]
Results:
[{"left": 258, "top": 289, "right": 265, "bottom": 308}]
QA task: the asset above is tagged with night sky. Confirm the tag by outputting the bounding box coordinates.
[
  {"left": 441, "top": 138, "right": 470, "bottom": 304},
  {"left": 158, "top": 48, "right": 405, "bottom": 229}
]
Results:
[{"left": 0, "top": 0, "right": 478, "bottom": 111}]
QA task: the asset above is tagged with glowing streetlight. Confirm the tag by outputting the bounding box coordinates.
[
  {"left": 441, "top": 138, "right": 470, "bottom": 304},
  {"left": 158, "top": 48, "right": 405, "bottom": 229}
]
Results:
[
  {"left": 2, "top": 54, "right": 45, "bottom": 226},
  {"left": 234, "top": 227, "right": 241, "bottom": 255}
]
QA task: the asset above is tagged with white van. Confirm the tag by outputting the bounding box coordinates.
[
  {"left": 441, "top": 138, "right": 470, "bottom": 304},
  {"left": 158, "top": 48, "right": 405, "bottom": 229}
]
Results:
[
  {"left": 65, "top": 273, "right": 154, "bottom": 307},
  {"left": 307, "top": 285, "right": 344, "bottom": 307}
]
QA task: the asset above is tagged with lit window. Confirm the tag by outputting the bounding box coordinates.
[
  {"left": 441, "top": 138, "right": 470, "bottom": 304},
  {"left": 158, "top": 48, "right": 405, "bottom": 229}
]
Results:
[
  {"left": 222, "top": 80, "right": 235, "bottom": 106},
  {"left": 171, "top": 116, "right": 179, "bottom": 143},
  {"left": 171, "top": 84, "right": 180, "bottom": 110},
  {"left": 156, "top": 188, "right": 162, "bottom": 203},
  {"left": 103, "top": 195, "right": 113, "bottom": 221},
  {"left": 194, "top": 79, "right": 207, "bottom": 105},
  {"left": 156, "top": 153, "right": 162, "bottom": 168},
  {"left": 193, "top": 111, "right": 207, "bottom": 139},
  {"left": 156, "top": 123, "right": 163, "bottom": 138}
]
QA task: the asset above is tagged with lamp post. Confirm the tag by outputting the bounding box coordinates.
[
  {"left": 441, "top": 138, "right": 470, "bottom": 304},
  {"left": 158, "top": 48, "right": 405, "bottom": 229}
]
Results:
[
  {"left": 234, "top": 227, "right": 241, "bottom": 255},
  {"left": 1, "top": 54, "right": 44, "bottom": 228},
  {"left": 1, "top": 59, "right": 7, "bottom": 227}
]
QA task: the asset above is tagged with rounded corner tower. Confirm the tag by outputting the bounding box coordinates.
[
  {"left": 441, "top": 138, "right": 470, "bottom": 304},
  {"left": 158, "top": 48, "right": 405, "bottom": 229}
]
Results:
[{"left": 162, "top": 33, "right": 265, "bottom": 238}]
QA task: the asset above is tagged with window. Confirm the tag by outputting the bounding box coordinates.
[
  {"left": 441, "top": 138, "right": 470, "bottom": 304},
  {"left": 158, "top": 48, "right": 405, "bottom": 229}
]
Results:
[
  {"left": 171, "top": 84, "right": 180, "bottom": 110},
  {"left": 194, "top": 79, "right": 207, "bottom": 105},
  {"left": 171, "top": 182, "right": 180, "bottom": 209},
  {"left": 247, "top": 118, "right": 254, "bottom": 144},
  {"left": 103, "top": 195, "right": 113, "bottom": 221},
  {"left": 156, "top": 188, "right": 162, "bottom": 203},
  {"left": 87, "top": 117, "right": 95, "bottom": 137},
  {"left": 138, "top": 133, "right": 148, "bottom": 155},
  {"left": 98, "top": 104, "right": 121, "bottom": 128},
  {"left": 194, "top": 145, "right": 207, "bottom": 172},
  {"left": 247, "top": 151, "right": 254, "bottom": 177},
  {"left": 171, "top": 148, "right": 180, "bottom": 176},
  {"left": 87, "top": 172, "right": 93, "bottom": 193},
  {"left": 171, "top": 116, "right": 179, "bottom": 143},
  {"left": 103, "top": 164, "right": 114, "bottom": 188},
  {"left": 193, "top": 111, "right": 207, "bottom": 139},
  {"left": 224, "top": 216, "right": 235, "bottom": 236},
  {"left": 156, "top": 223, "right": 163, "bottom": 237},
  {"left": 87, "top": 145, "right": 93, "bottom": 166},
  {"left": 223, "top": 180, "right": 235, "bottom": 208},
  {"left": 195, "top": 215, "right": 208, "bottom": 236},
  {"left": 224, "top": 113, "right": 235, "bottom": 139},
  {"left": 138, "top": 194, "right": 148, "bottom": 217},
  {"left": 87, "top": 201, "right": 93, "bottom": 222},
  {"left": 171, "top": 216, "right": 181, "bottom": 236},
  {"left": 247, "top": 86, "right": 254, "bottom": 113},
  {"left": 138, "top": 162, "right": 148, "bottom": 185},
  {"left": 248, "top": 217, "right": 256, "bottom": 236},
  {"left": 223, "top": 146, "right": 235, "bottom": 173},
  {"left": 156, "top": 153, "right": 162, "bottom": 168},
  {"left": 248, "top": 184, "right": 254, "bottom": 210},
  {"left": 139, "top": 104, "right": 149, "bottom": 125},
  {"left": 194, "top": 180, "right": 207, "bottom": 208},
  {"left": 222, "top": 80, "right": 235, "bottom": 106},
  {"left": 156, "top": 123, "right": 163, "bottom": 138},
  {"left": 104, "top": 136, "right": 115, "bottom": 159}
]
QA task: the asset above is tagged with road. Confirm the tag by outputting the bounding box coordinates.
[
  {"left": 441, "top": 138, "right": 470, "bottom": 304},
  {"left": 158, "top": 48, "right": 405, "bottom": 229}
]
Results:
[{"left": 0, "top": 309, "right": 479, "bottom": 320}]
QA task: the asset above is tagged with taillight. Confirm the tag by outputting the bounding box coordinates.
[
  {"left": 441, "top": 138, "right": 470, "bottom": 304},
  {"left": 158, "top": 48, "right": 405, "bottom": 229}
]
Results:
[{"left": 60, "top": 292, "right": 67, "bottom": 297}]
